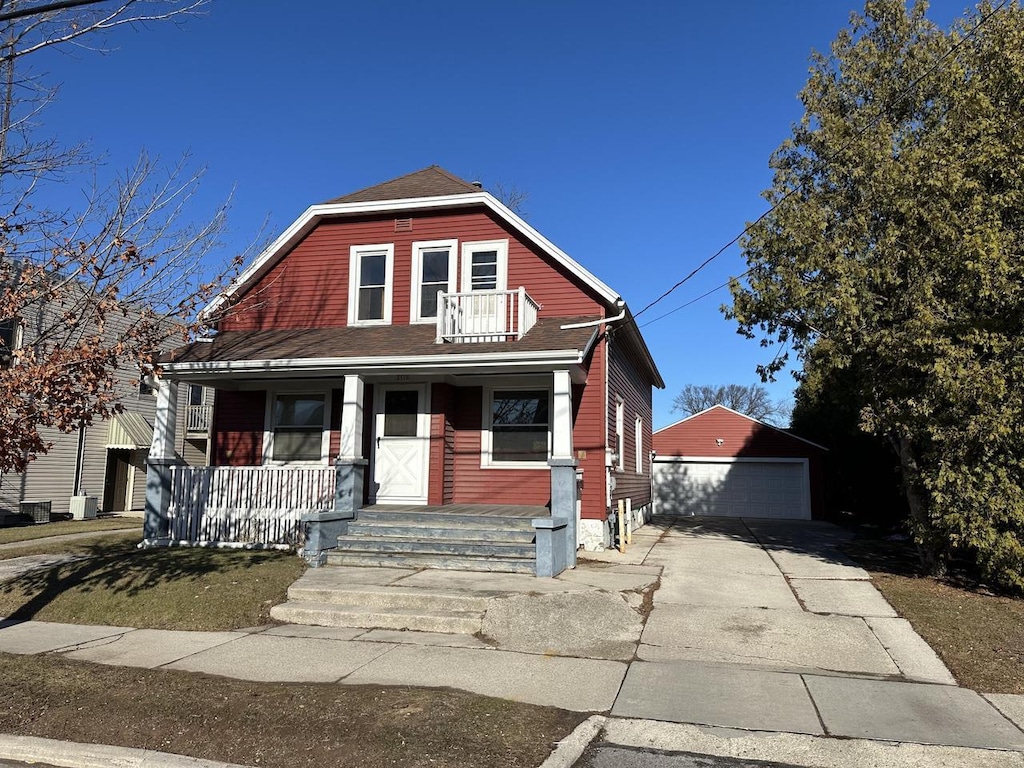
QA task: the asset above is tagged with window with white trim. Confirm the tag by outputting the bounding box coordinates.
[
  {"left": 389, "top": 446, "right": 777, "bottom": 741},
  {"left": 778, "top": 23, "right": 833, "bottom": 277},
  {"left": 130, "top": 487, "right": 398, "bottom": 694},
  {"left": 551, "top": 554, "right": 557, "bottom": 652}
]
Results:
[
  {"left": 411, "top": 239, "right": 457, "bottom": 322},
  {"left": 268, "top": 393, "right": 328, "bottom": 463},
  {"left": 0, "top": 317, "right": 21, "bottom": 370},
  {"left": 635, "top": 415, "right": 643, "bottom": 474},
  {"left": 615, "top": 397, "right": 624, "bottom": 471},
  {"left": 483, "top": 387, "right": 550, "bottom": 467},
  {"left": 461, "top": 240, "right": 508, "bottom": 292},
  {"left": 348, "top": 244, "right": 394, "bottom": 325}
]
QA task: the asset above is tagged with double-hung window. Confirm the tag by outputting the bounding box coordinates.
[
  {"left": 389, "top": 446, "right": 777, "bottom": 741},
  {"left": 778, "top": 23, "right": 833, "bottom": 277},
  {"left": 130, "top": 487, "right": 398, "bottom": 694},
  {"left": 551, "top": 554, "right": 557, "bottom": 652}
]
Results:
[
  {"left": 484, "top": 387, "right": 550, "bottom": 466},
  {"left": 615, "top": 397, "right": 624, "bottom": 471},
  {"left": 461, "top": 240, "right": 508, "bottom": 293},
  {"left": 269, "top": 393, "right": 327, "bottom": 463},
  {"left": 635, "top": 415, "right": 644, "bottom": 474},
  {"left": 411, "top": 239, "right": 456, "bottom": 322},
  {"left": 348, "top": 244, "right": 394, "bottom": 325},
  {"left": 0, "top": 318, "right": 20, "bottom": 369}
]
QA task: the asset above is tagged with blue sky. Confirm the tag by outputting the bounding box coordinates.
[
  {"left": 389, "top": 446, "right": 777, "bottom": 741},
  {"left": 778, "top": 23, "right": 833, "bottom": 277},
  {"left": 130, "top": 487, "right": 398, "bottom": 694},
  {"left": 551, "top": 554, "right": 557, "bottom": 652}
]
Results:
[{"left": 32, "top": 0, "right": 971, "bottom": 427}]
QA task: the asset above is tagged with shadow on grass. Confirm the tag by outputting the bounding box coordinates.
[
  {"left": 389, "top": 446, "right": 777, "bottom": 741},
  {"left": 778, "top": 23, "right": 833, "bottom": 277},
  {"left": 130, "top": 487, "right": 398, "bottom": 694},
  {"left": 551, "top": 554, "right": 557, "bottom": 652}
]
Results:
[{"left": 0, "top": 539, "right": 291, "bottom": 622}]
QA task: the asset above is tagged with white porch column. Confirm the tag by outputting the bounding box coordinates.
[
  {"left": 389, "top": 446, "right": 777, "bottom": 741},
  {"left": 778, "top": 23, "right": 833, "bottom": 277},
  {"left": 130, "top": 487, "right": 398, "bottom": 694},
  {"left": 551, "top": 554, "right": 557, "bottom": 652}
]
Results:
[
  {"left": 339, "top": 374, "right": 365, "bottom": 461},
  {"left": 551, "top": 369, "right": 574, "bottom": 459},
  {"left": 144, "top": 378, "right": 180, "bottom": 540},
  {"left": 547, "top": 368, "right": 578, "bottom": 571}
]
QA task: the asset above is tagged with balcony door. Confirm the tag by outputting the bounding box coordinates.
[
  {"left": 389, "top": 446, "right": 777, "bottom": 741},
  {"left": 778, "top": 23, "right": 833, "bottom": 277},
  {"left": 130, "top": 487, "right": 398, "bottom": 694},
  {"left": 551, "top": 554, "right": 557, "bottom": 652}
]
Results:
[
  {"left": 461, "top": 241, "right": 508, "bottom": 341},
  {"left": 372, "top": 384, "right": 430, "bottom": 504}
]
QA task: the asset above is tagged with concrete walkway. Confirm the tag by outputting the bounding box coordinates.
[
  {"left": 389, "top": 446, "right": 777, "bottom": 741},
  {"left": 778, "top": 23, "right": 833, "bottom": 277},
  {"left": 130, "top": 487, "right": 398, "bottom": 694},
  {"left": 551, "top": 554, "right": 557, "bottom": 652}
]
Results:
[{"left": 1, "top": 517, "right": 1024, "bottom": 767}]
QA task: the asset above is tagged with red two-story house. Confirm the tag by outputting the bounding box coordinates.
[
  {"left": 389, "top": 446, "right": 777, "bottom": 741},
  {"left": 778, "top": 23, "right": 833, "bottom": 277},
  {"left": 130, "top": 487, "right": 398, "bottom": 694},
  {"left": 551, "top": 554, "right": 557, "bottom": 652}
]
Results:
[{"left": 145, "top": 167, "right": 663, "bottom": 576}]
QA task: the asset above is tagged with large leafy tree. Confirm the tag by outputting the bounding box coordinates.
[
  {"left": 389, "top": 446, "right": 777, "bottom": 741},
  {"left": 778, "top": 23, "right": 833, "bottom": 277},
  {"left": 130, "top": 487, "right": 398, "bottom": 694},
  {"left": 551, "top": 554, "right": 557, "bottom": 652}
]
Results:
[
  {"left": 0, "top": 1, "right": 246, "bottom": 473},
  {"left": 728, "top": 0, "right": 1024, "bottom": 589}
]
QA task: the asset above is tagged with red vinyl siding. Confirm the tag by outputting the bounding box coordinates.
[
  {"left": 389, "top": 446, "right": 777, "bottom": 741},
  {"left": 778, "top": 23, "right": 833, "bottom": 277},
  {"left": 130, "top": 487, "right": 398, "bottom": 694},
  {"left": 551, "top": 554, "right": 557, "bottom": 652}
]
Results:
[
  {"left": 573, "top": 342, "right": 608, "bottom": 520},
  {"left": 212, "top": 390, "right": 265, "bottom": 465},
  {"left": 653, "top": 406, "right": 827, "bottom": 518},
  {"left": 450, "top": 386, "right": 551, "bottom": 505},
  {"left": 607, "top": 334, "right": 655, "bottom": 509},
  {"left": 219, "top": 209, "right": 603, "bottom": 332},
  {"left": 428, "top": 383, "right": 456, "bottom": 505}
]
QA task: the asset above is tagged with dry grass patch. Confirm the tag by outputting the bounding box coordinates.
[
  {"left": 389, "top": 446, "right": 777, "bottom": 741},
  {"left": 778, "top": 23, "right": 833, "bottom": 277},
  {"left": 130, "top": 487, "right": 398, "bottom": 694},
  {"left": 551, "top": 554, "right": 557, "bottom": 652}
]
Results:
[
  {"left": 0, "top": 653, "right": 583, "bottom": 768},
  {"left": 0, "top": 532, "right": 139, "bottom": 561},
  {"left": 0, "top": 517, "right": 138, "bottom": 544},
  {"left": 0, "top": 541, "right": 305, "bottom": 630},
  {"left": 845, "top": 537, "right": 1024, "bottom": 694}
]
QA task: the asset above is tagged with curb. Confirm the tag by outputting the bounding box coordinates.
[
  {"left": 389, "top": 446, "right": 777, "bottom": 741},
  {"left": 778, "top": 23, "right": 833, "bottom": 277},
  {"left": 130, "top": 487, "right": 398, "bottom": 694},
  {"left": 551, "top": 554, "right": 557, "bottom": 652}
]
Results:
[
  {"left": 537, "top": 715, "right": 606, "bottom": 768},
  {"left": 0, "top": 733, "right": 253, "bottom": 768}
]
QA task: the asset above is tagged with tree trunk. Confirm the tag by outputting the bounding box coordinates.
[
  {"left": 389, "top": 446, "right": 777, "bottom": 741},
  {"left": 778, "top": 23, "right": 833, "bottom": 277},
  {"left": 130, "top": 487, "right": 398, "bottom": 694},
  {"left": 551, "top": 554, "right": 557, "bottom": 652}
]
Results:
[{"left": 892, "top": 433, "right": 946, "bottom": 577}]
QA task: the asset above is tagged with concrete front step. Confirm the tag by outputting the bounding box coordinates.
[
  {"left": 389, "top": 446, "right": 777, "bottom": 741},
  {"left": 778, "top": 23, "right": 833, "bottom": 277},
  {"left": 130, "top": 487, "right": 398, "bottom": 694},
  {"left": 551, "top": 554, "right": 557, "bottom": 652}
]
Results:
[
  {"left": 346, "top": 523, "right": 536, "bottom": 543},
  {"left": 334, "top": 536, "right": 535, "bottom": 558},
  {"left": 286, "top": 584, "right": 492, "bottom": 613},
  {"left": 324, "top": 550, "right": 536, "bottom": 574},
  {"left": 358, "top": 510, "right": 538, "bottom": 529},
  {"left": 269, "top": 600, "right": 484, "bottom": 634}
]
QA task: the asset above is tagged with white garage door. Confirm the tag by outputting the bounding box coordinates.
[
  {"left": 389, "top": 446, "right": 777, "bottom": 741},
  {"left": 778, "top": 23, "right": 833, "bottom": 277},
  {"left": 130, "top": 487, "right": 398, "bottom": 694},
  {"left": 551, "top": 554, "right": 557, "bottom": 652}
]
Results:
[{"left": 653, "top": 459, "right": 810, "bottom": 520}]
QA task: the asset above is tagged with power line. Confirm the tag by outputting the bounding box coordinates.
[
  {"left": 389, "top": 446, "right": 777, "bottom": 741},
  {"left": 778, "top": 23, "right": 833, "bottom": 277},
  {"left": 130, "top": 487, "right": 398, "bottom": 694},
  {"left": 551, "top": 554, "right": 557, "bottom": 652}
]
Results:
[
  {"left": 639, "top": 269, "right": 751, "bottom": 329},
  {"left": 0, "top": 0, "right": 107, "bottom": 23},
  {"left": 633, "top": 0, "right": 1012, "bottom": 321}
]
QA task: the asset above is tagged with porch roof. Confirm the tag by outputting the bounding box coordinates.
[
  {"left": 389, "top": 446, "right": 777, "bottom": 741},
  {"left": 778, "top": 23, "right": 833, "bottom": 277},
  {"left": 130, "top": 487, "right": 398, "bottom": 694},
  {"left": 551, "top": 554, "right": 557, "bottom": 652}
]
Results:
[{"left": 163, "top": 316, "right": 601, "bottom": 372}]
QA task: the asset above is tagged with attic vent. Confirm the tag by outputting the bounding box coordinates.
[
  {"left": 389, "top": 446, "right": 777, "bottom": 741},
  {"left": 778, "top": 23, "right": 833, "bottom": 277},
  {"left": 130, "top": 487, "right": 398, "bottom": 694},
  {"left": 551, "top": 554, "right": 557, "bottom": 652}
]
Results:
[{"left": 394, "top": 218, "right": 413, "bottom": 232}]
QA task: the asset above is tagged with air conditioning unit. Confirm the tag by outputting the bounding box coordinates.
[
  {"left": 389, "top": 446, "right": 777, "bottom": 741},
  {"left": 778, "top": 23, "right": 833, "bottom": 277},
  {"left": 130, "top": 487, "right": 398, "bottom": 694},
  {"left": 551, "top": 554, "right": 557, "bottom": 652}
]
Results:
[
  {"left": 20, "top": 500, "right": 51, "bottom": 524},
  {"left": 70, "top": 496, "right": 98, "bottom": 520}
]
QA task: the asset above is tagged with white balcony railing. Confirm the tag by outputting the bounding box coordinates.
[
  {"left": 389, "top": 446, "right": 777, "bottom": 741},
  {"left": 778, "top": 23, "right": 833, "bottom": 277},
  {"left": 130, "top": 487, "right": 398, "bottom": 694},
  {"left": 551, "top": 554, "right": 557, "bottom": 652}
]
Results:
[
  {"left": 186, "top": 404, "right": 213, "bottom": 433},
  {"left": 435, "top": 287, "right": 540, "bottom": 343}
]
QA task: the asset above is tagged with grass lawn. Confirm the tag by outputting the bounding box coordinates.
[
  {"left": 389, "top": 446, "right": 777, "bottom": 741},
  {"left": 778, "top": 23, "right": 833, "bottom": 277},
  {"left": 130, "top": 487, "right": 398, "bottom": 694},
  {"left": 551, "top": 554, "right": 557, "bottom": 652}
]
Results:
[
  {"left": 0, "top": 653, "right": 583, "bottom": 768},
  {"left": 0, "top": 540, "right": 306, "bottom": 630},
  {"left": 0, "top": 517, "right": 138, "bottom": 544},
  {"left": 0, "top": 532, "right": 141, "bottom": 561},
  {"left": 844, "top": 537, "right": 1024, "bottom": 694}
]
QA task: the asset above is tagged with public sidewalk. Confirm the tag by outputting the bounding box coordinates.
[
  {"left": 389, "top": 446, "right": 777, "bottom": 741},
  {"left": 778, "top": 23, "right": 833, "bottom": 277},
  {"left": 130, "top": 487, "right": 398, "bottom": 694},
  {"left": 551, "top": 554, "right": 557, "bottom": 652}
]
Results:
[{"left": 1, "top": 518, "right": 1023, "bottom": 767}]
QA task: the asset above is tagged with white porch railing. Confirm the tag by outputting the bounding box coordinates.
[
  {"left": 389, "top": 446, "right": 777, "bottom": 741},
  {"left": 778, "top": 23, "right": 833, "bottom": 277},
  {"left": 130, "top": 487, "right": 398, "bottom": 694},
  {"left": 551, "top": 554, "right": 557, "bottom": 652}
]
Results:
[
  {"left": 167, "top": 465, "right": 335, "bottom": 545},
  {"left": 186, "top": 404, "right": 213, "bottom": 433},
  {"left": 436, "top": 287, "right": 540, "bottom": 343}
]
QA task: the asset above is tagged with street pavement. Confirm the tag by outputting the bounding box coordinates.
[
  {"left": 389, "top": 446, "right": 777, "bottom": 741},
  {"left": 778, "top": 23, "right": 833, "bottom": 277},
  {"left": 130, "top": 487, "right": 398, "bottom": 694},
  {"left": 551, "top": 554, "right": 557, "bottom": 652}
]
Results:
[{"left": 2, "top": 517, "right": 1024, "bottom": 768}]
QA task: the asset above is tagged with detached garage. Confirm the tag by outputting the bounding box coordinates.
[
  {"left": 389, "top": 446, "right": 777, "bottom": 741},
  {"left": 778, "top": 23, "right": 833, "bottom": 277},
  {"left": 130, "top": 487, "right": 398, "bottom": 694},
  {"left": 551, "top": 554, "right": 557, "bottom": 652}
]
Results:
[{"left": 653, "top": 405, "right": 826, "bottom": 520}]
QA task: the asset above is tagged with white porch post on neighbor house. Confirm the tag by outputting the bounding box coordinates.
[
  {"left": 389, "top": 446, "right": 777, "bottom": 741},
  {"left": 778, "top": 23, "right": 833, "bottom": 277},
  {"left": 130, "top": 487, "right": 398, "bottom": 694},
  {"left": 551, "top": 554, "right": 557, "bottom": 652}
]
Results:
[
  {"left": 547, "top": 368, "right": 578, "bottom": 570},
  {"left": 304, "top": 374, "right": 366, "bottom": 566},
  {"left": 144, "top": 378, "right": 180, "bottom": 541}
]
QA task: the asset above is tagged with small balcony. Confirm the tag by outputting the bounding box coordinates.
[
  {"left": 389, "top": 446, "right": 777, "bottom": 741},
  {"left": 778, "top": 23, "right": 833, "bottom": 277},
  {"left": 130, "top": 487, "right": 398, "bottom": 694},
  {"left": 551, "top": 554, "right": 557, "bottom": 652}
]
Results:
[
  {"left": 186, "top": 404, "right": 213, "bottom": 434},
  {"left": 435, "top": 287, "right": 540, "bottom": 344}
]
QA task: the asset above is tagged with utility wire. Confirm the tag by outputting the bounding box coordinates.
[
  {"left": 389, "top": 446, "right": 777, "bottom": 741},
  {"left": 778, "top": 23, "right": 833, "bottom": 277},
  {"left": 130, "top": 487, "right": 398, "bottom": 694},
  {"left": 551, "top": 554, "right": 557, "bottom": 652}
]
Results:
[
  {"left": 639, "top": 269, "right": 752, "bottom": 329},
  {"left": 0, "top": 0, "right": 107, "bottom": 23},
  {"left": 633, "top": 0, "right": 1011, "bottom": 322}
]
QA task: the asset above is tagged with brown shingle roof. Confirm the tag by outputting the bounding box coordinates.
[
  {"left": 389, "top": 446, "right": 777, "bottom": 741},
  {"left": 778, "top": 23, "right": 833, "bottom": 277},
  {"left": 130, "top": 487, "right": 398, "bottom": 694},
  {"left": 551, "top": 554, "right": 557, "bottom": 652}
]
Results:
[
  {"left": 167, "top": 316, "right": 601, "bottom": 366},
  {"left": 323, "top": 166, "right": 481, "bottom": 205}
]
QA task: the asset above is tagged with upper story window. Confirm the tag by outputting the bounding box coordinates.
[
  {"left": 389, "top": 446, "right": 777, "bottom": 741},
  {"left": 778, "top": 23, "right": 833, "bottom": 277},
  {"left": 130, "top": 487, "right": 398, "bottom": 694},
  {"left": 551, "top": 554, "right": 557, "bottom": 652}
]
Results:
[
  {"left": 0, "top": 318, "right": 21, "bottom": 369},
  {"left": 411, "top": 239, "right": 456, "bottom": 323},
  {"left": 462, "top": 240, "right": 508, "bottom": 293},
  {"left": 348, "top": 244, "right": 394, "bottom": 325}
]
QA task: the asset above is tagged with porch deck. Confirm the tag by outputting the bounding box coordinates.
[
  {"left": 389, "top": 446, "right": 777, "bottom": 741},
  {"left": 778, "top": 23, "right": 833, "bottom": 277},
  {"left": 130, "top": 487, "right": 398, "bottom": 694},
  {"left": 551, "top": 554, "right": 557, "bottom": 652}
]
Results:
[{"left": 360, "top": 503, "right": 550, "bottom": 519}]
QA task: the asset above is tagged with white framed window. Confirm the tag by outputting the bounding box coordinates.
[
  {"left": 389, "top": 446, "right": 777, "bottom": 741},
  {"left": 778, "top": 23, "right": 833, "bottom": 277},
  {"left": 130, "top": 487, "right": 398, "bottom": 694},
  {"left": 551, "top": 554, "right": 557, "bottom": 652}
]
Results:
[
  {"left": 461, "top": 240, "right": 508, "bottom": 293},
  {"left": 0, "top": 317, "right": 21, "bottom": 370},
  {"left": 615, "top": 397, "right": 624, "bottom": 472},
  {"left": 411, "top": 239, "right": 457, "bottom": 323},
  {"left": 482, "top": 386, "right": 550, "bottom": 468},
  {"left": 348, "top": 243, "right": 394, "bottom": 325},
  {"left": 264, "top": 391, "right": 331, "bottom": 464},
  {"left": 635, "top": 415, "right": 643, "bottom": 474}
]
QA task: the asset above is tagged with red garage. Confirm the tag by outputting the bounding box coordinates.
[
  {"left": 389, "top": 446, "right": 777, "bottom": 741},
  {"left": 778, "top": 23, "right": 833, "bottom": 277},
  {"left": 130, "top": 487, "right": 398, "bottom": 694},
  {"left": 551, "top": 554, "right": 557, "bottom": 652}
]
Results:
[{"left": 652, "top": 405, "right": 826, "bottom": 520}]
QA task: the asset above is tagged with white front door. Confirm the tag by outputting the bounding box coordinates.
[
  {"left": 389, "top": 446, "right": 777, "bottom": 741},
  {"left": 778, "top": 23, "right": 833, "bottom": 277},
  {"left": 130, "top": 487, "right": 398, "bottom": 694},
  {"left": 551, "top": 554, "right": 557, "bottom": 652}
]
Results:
[{"left": 372, "top": 384, "right": 430, "bottom": 504}]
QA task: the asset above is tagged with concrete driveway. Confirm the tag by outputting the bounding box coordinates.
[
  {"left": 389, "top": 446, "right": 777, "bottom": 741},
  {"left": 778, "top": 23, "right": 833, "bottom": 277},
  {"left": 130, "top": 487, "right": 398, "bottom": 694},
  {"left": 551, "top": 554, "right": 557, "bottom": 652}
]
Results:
[{"left": 609, "top": 517, "right": 1024, "bottom": 751}]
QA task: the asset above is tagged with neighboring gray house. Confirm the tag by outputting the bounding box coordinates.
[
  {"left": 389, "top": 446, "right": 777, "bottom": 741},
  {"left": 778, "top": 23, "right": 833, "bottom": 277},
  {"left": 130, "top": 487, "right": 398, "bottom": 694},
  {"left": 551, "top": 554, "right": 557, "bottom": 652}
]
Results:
[{"left": 0, "top": 305, "right": 212, "bottom": 520}]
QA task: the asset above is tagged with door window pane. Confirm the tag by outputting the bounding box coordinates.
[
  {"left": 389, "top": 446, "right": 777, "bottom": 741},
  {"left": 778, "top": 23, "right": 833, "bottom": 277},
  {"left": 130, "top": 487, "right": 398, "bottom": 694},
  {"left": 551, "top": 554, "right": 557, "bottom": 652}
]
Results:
[
  {"left": 383, "top": 390, "right": 418, "bottom": 437},
  {"left": 470, "top": 251, "right": 498, "bottom": 290}
]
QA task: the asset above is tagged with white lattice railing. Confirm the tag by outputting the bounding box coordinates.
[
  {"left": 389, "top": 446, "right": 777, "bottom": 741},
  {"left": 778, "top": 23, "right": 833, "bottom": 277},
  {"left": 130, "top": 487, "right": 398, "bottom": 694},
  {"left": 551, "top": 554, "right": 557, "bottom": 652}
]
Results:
[
  {"left": 167, "top": 466, "right": 335, "bottom": 545},
  {"left": 436, "top": 287, "right": 540, "bottom": 343}
]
